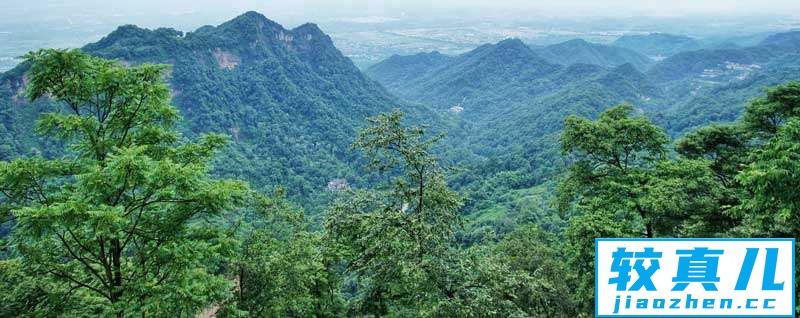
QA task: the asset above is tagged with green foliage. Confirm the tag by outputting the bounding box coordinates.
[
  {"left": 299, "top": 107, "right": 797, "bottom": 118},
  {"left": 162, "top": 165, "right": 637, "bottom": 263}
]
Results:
[
  {"left": 737, "top": 117, "right": 800, "bottom": 237},
  {"left": 559, "top": 82, "right": 800, "bottom": 315},
  {"left": 490, "top": 225, "right": 577, "bottom": 316},
  {"left": 325, "top": 111, "right": 461, "bottom": 316},
  {"left": 742, "top": 81, "right": 800, "bottom": 135},
  {"left": 558, "top": 104, "right": 736, "bottom": 313},
  {"left": 675, "top": 123, "right": 749, "bottom": 185},
  {"left": 3, "top": 12, "right": 800, "bottom": 317},
  {"left": 2, "top": 49, "right": 249, "bottom": 317},
  {"left": 0, "top": 258, "right": 106, "bottom": 317},
  {"left": 559, "top": 104, "right": 668, "bottom": 236},
  {"left": 228, "top": 192, "right": 345, "bottom": 318}
]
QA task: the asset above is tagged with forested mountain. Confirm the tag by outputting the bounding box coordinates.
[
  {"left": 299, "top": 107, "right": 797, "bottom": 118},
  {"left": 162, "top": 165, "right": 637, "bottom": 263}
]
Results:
[
  {"left": 366, "top": 38, "right": 667, "bottom": 235},
  {"left": 612, "top": 32, "right": 704, "bottom": 57},
  {"left": 367, "top": 38, "right": 659, "bottom": 146},
  {"left": 647, "top": 31, "right": 800, "bottom": 83},
  {"left": 1, "top": 9, "right": 800, "bottom": 317},
  {"left": 369, "top": 31, "right": 800, "bottom": 140},
  {"left": 367, "top": 30, "right": 800, "bottom": 236},
  {"left": 364, "top": 51, "right": 454, "bottom": 93},
  {"left": 645, "top": 31, "right": 800, "bottom": 133},
  {"left": 367, "top": 38, "right": 656, "bottom": 120},
  {"left": 0, "top": 11, "right": 439, "bottom": 211},
  {"left": 532, "top": 38, "right": 654, "bottom": 71}
]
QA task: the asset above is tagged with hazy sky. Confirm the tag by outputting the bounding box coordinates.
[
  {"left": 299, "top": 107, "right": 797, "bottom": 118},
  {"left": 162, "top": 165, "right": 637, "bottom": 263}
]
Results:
[
  {"left": 3, "top": 0, "right": 800, "bottom": 28},
  {"left": 1, "top": 0, "right": 799, "bottom": 72}
]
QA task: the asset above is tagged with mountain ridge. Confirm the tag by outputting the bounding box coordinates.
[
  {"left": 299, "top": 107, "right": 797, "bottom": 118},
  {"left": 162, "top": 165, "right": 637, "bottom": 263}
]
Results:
[
  {"left": 532, "top": 38, "right": 654, "bottom": 71},
  {"left": 612, "top": 32, "right": 704, "bottom": 57}
]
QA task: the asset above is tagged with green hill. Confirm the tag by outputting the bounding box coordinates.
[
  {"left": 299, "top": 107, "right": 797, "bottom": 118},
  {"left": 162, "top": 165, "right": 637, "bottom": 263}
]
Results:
[
  {"left": 364, "top": 51, "right": 453, "bottom": 92},
  {"left": 612, "top": 32, "right": 704, "bottom": 57},
  {"left": 533, "top": 38, "right": 654, "bottom": 71}
]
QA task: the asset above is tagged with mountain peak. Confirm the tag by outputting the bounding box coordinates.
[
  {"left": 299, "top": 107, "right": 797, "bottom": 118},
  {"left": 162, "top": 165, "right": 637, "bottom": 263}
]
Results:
[
  {"left": 759, "top": 31, "right": 800, "bottom": 49},
  {"left": 218, "top": 10, "right": 283, "bottom": 33},
  {"left": 237, "top": 11, "right": 272, "bottom": 23},
  {"left": 488, "top": 38, "right": 538, "bottom": 59},
  {"left": 496, "top": 38, "right": 527, "bottom": 49},
  {"left": 83, "top": 25, "right": 182, "bottom": 57},
  {"left": 292, "top": 22, "right": 324, "bottom": 35},
  {"left": 561, "top": 38, "right": 590, "bottom": 46},
  {"left": 291, "top": 23, "right": 331, "bottom": 45},
  {"left": 100, "top": 24, "right": 150, "bottom": 42}
]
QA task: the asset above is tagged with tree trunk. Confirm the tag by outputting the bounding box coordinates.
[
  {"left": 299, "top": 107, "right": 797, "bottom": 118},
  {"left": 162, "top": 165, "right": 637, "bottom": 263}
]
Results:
[
  {"left": 637, "top": 206, "right": 653, "bottom": 238},
  {"left": 111, "top": 238, "right": 124, "bottom": 317}
]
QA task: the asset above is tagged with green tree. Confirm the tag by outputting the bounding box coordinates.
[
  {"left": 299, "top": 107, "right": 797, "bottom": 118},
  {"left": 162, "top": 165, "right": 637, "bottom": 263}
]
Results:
[
  {"left": 1, "top": 49, "right": 248, "bottom": 317},
  {"left": 640, "top": 159, "right": 727, "bottom": 236},
  {"left": 325, "top": 110, "right": 461, "bottom": 316},
  {"left": 735, "top": 82, "right": 800, "bottom": 314},
  {"left": 489, "top": 225, "right": 577, "bottom": 316},
  {"left": 0, "top": 258, "right": 106, "bottom": 317},
  {"left": 228, "top": 192, "right": 344, "bottom": 318},
  {"left": 675, "top": 123, "right": 749, "bottom": 187},
  {"left": 742, "top": 81, "right": 800, "bottom": 136},
  {"left": 558, "top": 104, "right": 725, "bottom": 313},
  {"left": 738, "top": 118, "right": 800, "bottom": 238},
  {"left": 559, "top": 104, "right": 669, "bottom": 238}
]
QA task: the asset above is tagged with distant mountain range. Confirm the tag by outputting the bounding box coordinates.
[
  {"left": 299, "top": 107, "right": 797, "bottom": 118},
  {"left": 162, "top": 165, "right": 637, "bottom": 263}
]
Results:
[
  {"left": 368, "top": 30, "right": 800, "bottom": 135},
  {"left": 612, "top": 33, "right": 704, "bottom": 58},
  {"left": 532, "top": 38, "right": 654, "bottom": 71},
  {"left": 365, "top": 30, "right": 800, "bottom": 222},
  {"left": 647, "top": 33, "right": 800, "bottom": 83},
  {"left": 367, "top": 39, "right": 662, "bottom": 195}
]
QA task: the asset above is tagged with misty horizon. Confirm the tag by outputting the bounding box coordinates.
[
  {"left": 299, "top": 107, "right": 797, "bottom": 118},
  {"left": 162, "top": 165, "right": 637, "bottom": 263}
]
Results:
[{"left": 1, "top": 1, "right": 799, "bottom": 71}]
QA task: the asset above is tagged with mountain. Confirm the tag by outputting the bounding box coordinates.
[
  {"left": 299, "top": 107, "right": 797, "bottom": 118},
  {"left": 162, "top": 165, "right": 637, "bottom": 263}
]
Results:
[
  {"left": 0, "top": 11, "right": 437, "bottom": 212},
  {"left": 758, "top": 30, "right": 800, "bottom": 49},
  {"left": 613, "top": 33, "right": 704, "bottom": 58},
  {"left": 532, "top": 39, "right": 654, "bottom": 71},
  {"left": 364, "top": 51, "right": 453, "bottom": 92},
  {"left": 366, "top": 39, "right": 662, "bottom": 221},
  {"left": 654, "top": 67, "right": 800, "bottom": 134},
  {"left": 641, "top": 31, "right": 800, "bottom": 134},
  {"left": 367, "top": 39, "right": 658, "bottom": 128},
  {"left": 363, "top": 32, "right": 799, "bottom": 226},
  {"left": 368, "top": 39, "right": 560, "bottom": 112},
  {"left": 646, "top": 31, "right": 800, "bottom": 84}
]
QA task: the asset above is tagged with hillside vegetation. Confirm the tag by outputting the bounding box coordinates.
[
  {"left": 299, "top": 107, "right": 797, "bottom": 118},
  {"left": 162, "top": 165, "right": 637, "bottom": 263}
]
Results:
[{"left": 1, "top": 11, "right": 799, "bottom": 317}]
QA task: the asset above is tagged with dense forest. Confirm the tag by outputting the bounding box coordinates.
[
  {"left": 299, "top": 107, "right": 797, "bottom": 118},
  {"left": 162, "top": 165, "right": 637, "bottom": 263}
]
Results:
[{"left": 0, "top": 11, "right": 799, "bottom": 317}]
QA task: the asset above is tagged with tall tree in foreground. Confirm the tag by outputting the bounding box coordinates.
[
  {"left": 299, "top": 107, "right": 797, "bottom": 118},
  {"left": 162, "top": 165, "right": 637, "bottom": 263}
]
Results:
[
  {"left": 325, "top": 110, "right": 462, "bottom": 316},
  {"left": 227, "top": 191, "right": 345, "bottom": 318},
  {"left": 559, "top": 104, "right": 669, "bottom": 238},
  {"left": 324, "top": 111, "right": 571, "bottom": 317},
  {"left": 735, "top": 83, "right": 800, "bottom": 314},
  {"left": 558, "top": 104, "right": 723, "bottom": 313},
  {"left": 0, "top": 49, "right": 248, "bottom": 317}
]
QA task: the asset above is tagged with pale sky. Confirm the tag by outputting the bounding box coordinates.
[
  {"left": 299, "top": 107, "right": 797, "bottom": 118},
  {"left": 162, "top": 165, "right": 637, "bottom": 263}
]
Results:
[
  {"left": 3, "top": 0, "right": 800, "bottom": 26},
  {"left": 1, "top": 0, "right": 798, "bottom": 61}
]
